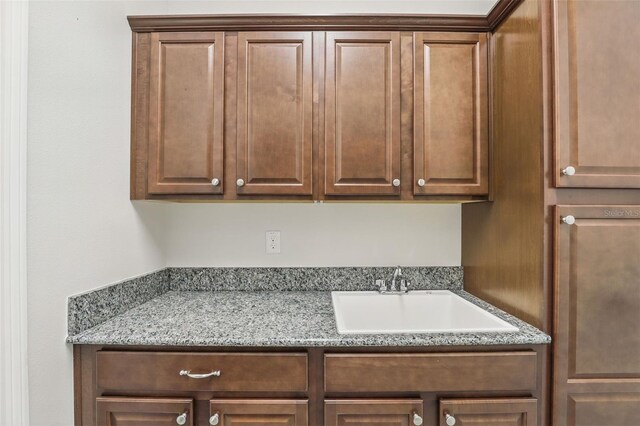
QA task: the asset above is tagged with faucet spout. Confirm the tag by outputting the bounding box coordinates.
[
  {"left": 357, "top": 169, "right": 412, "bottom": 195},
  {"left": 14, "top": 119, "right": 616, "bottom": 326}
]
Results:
[{"left": 391, "top": 266, "right": 403, "bottom": 292}]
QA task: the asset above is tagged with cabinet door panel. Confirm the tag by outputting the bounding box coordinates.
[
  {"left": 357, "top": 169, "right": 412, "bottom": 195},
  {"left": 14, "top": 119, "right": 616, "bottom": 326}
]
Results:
[
  {"left": 148, "top": 32, "right": 224, "bottom": 195},
  {"left": 554, "top": 206, "right": 640, "bottom": 425},
  {"left": 96, "top": 397, "right": 193, "bottom": 426},
  {"left": 209, "top": 399, "right": 308, "bottom": 426},
  {"left": 554, "top": 0, "right": 640, "bottom": 188},
  {"left": 567, "top": 394, "right": 640, "bottom": 426},
  {"left": 439, "top": 398, "right": 537, "bottom": 426},
  {"left": 324, "top": 32, "right": 401, "bottom": 196},
  {"left": 414, "top": 33, "right": 488, "bottom": 195},
  {"left": 325, "top": 399, "right": 423, "bottom": 426},
  {"left": 237, "top": 32, "right": 313, "bottom": 195}
]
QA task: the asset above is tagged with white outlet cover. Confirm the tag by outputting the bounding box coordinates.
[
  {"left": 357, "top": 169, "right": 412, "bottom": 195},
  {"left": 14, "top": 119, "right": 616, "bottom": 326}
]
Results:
[{"left": 265, "top": 231, "right": 281, "bottom": 254}]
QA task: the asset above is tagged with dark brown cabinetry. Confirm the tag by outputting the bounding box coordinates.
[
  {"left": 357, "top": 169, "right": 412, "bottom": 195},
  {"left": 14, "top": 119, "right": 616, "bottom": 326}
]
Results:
[
  {"left": 554, "top": 0, "right": 640, "bottom": 188},
  {"left": 130, "top": 20, "right": 489, "bottom": 201},
  {"left": 146, "top": 32, "right": 225, "bottom": 195},
  {"left": 325, "top": 399, "right": 423, "bottom": 426},
  {"left": 413, "top": 32, "right": 488, "bottom": 196},
  {"left": 439, "top": 398, "right": 537, "bottom": 426},
  {"left": 96, "top": 397, "right": 193, "bottom": 426},
  {"left": 553, "top": 206, "right": 640, "bottom": 426},
  {"left": 236, "top": 32, "right": 314, "bottom": 195},
  {"left": 323, "top": 32, "right": 401, "bottom": 196},
  {"left": 75, "top": 347, "right": 545, "bottom": 426},
  {"left": 209, "top": 400, "right": 308, "bottom": 425}
]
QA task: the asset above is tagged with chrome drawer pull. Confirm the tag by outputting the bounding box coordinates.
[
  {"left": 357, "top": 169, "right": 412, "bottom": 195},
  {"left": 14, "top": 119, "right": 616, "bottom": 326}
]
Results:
[{"left": 179, "top": 369, "right": 221, "bottom": 379}]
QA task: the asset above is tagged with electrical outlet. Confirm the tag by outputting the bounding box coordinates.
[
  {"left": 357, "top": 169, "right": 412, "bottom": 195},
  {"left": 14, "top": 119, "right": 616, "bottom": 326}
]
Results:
[{"left": 265, "top": 231, "right": 281, "bottom": 254}]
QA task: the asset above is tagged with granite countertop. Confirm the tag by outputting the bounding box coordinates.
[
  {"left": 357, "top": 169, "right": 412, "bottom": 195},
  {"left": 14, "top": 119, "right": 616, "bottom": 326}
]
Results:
[{"left": 66, "top": 290, "right": 550, "bottom": 347}]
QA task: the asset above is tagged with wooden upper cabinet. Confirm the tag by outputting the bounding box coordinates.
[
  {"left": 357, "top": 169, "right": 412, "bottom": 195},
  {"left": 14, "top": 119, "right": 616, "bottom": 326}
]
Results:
[
  {"left": 209, "top": 399, "right": 308, "bottom": 426},
  {"left": 325, "top": 399, "right": 423, "bottom": 426},
  {"left": 96, "top": 397, "right": 193, "bottom": 426},
  {"left": 324, "top": 32, "right": 402, "bottom": 196},
  {"left": 554, "top": 0, "right": 640, "bottom": 188},
  {"left": 439, "top": 398, "right": 537, "bottom": 426},
  {"left": 413, "top": 32, "right": 488, "bottom": 195},
  {"left": 236, "top": 32, "right": 313, "bottom": 195},
  {"left": 147, "top": 32, "right": 225, "bottom": 195},
  {"left": 553, "top": 205, "right": 640, "bottom": 426}
]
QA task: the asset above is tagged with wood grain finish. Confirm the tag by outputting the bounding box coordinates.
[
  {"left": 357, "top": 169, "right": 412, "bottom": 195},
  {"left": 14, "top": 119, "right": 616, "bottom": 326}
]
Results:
[
  {"left": 413, "top": 32, "right": 488, "bottom": 195},
  {"left": 96, "top": 351, "right": 308, "bottom": 393},
  {"left": 236, "top": 32, "right": 313, "bottom": 195},
  {"left": 209, "top": 399, "right": 308, "bottom": 426},
  {"left": 462, "top": 0, "right": 546, "bottom": 329},
  {"left": 324, "top": 32, "right": 401, "bottom": 195},
  {"left": 567, "top": 393, "right": 640, "bottom": 426},
  {"left": 147, "top": 32, "right": 224, "bottom": 195},
  {"left": 554, "top": 0, "right": 640, "bottom": 188},
  {"left": 96, "top": 397, "right": 193, "bottom": 426},
  {"left": 553, "top": 205, "right": 640, "bottom": 425},
  {"left": 439, "top": 398, "right": 537, "bottom": 426},
  {"left": 324, "top": 352, "right": 537, "bottom": 393},
  {"left": 325, "top": 399, "right": 423, "bottom": 426}
]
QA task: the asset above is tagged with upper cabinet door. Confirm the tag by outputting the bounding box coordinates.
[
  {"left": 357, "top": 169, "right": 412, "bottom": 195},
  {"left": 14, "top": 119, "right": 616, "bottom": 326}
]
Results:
[
  {"left": 414, "top": 32, "right": 488, "bottom": 196},
  {"left": 554, "top": 0, "right": 640, "bottom": 188},
  {"left": 147, "top": 32, "right": 224, "bottom": 195},
  {"left": 236, "top": 32, "right": 313, "bottom": 195},
  {"left": 324, "top": 32, "right": 401, "bottom": 196}
]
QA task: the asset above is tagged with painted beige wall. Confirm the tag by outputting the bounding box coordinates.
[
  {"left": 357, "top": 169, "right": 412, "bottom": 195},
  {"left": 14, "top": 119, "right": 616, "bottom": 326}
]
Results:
[{"left": 27, "top": 1, "right": 495, "bottom": 424}]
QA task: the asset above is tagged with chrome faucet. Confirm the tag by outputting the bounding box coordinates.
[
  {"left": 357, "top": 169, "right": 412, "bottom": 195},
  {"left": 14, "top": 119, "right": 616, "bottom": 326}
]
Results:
[{"left": 377, "top": 266, "right": 410, "bottom": 294}]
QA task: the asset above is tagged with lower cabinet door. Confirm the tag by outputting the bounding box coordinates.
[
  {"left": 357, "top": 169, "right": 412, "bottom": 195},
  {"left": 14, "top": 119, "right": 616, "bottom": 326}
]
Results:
[
  {"left": 439, "top": 398, "right": 537, "bottom": 426},
  {"left": 96, "top": 397, "right": 193, "bottom": 426},
  {"left": 325, "top": 399, "right": 424, "bottom": 426},
  {"left": 209, "top": 399, "right": 308, "bottom": 426}
]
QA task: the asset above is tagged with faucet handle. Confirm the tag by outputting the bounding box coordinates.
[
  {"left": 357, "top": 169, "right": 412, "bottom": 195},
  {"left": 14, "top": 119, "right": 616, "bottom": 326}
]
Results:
[
  {"left": 400, "top": 279, "right": 409, "bottom": 292},
  {"left": 376, "top": 279, "right": 387, "bottom": 292}
]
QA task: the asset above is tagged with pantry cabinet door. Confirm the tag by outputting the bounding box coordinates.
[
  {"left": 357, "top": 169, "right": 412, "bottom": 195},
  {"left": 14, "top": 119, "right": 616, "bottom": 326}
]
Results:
[
  {"left": 96, "top": 397, "right": 193, "bottom": 426},
  {"left": 554, "top": 0, "right": 640, "bottom": 188},
  {"left": 413, "top": 32, "right": 488, "bottom": 195},
  {"left": 209, "top": 399, "right": 308, "bottom": 426},
  {"left": 147, "top": 32, "right": 224, "bottom": 195},
  {"left": 553, "top": 205, "right": 640, "bottom": 426},
  {"left": 324, "top": 32, "right": 402, "bottom": 196},
  {"left": 236, "top": 32, "right": 313, "bottom": 195}
]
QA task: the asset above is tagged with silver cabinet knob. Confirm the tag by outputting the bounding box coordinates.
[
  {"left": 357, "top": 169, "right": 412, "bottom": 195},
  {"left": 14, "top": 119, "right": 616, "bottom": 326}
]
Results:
[
  {"left": 236, "top": 178, "right": 245, "bottom": 187},
  {"left": 209, "top": 413, "right": 219, "bottom": 425},
  {"left": 392, "top": 179, "right": 401, "bottom": 187},
  {"left": 417, "top": 178, "right": 426, "bottom": 187},
  {"left": 211, "top": 178, "right": 220, "bottom": 187},
  {"left": 176, "top": 412, "right": 187, "bottom": 425},
  {"left": 561, "top": 215, "right": 576, "bottom": 225},
  {"left": 412, "top": 412, "right": 423, "bottom": 426},
  {"left": 445, "top": 413, "right": 456, "bottom": 426},
  {"left": 562, "top": 166, "right": 576, "bottom": 176}
]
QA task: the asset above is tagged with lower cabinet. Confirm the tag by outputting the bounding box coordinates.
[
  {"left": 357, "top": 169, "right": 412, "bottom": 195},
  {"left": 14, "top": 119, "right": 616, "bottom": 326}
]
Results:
[
  {"left": 324, "top": 399, "right": 423, "bottom": 426},
  {"left": 96, "top": 397, "right": 194, "bottom": 426},
  {"left": 439, "top": 398, "right": 537, "bottom": 426},
  {"left": 77, "top": 348, "right": 545, "bottom": 425},
  {"left": 209, "top": 399, "right": 308, "bottom": 425}
]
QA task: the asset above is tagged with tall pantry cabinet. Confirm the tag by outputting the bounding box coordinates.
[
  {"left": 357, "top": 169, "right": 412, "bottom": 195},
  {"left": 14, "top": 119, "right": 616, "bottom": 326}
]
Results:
[{"left": 462, "top": 0, "right": 640, "bottom": 425}]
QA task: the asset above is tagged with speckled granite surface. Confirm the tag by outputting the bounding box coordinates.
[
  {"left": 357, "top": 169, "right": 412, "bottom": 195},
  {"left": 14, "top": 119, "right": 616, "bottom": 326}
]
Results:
[
  {"left": 68, "top": 266, "right": 462, "bottom": 335},
  {"left": 67, "top": 290, "right": 550, "bottom": 346},
  {"left": 169, "top": 267, "right": 463, "bottom": 291},
  {"left": 67, "top": 269, "right": 169, "bottom": 335}
]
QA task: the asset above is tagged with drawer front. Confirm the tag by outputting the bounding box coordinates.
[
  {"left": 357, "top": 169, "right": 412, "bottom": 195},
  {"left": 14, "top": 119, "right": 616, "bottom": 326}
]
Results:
[
  {"left": 97, "top": 351, "right": 308, "bottom": 393},
  {"left": 325, "top": 352, "right": 537, "bottom": 393}
]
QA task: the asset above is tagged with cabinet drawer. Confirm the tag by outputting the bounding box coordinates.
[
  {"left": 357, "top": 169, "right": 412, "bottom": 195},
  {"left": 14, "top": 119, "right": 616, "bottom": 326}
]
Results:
[
  {"left": 325, "top": 352, "right": 537, "bottom": 393},
  {"left": 97, "top": 351, "right": 308, "bottom": 393}
]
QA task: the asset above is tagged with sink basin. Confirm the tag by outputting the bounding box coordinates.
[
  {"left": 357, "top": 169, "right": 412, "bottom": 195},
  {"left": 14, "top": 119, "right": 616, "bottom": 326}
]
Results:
[{"left": 331, "top": 290, "right": 519, "bottom": 334}]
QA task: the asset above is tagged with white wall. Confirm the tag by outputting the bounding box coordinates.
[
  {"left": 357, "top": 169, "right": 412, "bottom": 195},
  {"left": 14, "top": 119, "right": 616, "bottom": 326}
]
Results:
[
  {"left": 165, "top": 203, "right": 460, "bottom": 267},
  {"left": 26, "top": 1, "right": 492, "bottom": 424}
]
